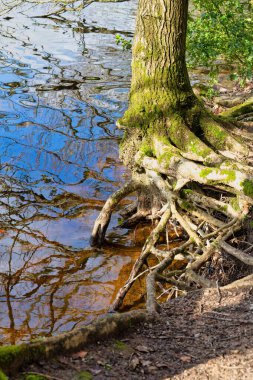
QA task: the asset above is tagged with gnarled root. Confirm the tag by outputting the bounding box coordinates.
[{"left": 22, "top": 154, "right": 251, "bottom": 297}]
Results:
[
  {"left": 112, "top": 204, "right": 172, "bottom": 311},
  {"left": 112, "top": 187, "right": 250, "bottom": 315},
  {"left": 91, "top": 103, "right": 253, "bottom": 314},
  {"left": 90, "top": 180, "right": 140, "bottom": 247}
]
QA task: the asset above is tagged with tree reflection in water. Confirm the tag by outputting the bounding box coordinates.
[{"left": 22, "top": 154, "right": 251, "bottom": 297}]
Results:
[{"left": 0, "top": 0, "right": 139, "bottom": 344}]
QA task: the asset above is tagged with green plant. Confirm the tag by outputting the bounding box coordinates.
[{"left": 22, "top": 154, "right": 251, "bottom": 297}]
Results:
[
  {"left": 115, "top": 34, "right": 132, "bottom": 50},
  {"left": 75, "top": 371, "right": 93, "bottom": 380},
  {"left": 187, "top": 0, "right": 253, "bottom": 83},
  {"left": 0, "top": 370, "right": 8, "bottom": 380}
]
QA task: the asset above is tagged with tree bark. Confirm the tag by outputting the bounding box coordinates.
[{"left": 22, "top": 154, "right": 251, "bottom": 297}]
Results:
[
  {"left": 119, "top": 0, "right": 195, "bottom": 132},
  {"left": 132, "top": 0, "right": 191, "bottom": 92}
]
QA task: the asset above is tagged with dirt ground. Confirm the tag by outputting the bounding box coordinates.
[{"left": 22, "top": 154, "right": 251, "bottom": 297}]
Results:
[{"left": 13, "top": 279, "right": 253, "bottom": 380}]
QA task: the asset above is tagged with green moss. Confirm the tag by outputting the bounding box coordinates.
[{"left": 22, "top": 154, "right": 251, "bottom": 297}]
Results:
[
  {"left": 216, "top": 204, "right": 227, "bottom": 213},
  {"left": 120, "top": 87, "right": 170, "bottom": 129},
  {"left": 119, "top": 65, "right": 195, "bottom": 131},
  {"left": 24, "top": 375, "right": 46, "bottom": 380},
  {"left": 0, "top": 370, "right": 8, "bottom": 380},
  {"left": 0, "top": 344, "right": 45, "bottom": 373},
  {"left": 241, "top": 179, "right": 253, "bottom": 198},
  {"left": 132, "top": 41, "right": 145, "bottom": 56},
  {"left": 75, "top": 371, "right": 93, "bottom": 380},
  {"left": 182, "top": 189, "right": 193, "bottom": 195},
  {"left": 140, "top": 142, "right": 153, "bottom": 157},
  {"left": 200, "top": 119, "right": 228, "bottom": 149},
  {"left": 190, "top": 142, "right": 211, "bottom": 159},
  {"left": 219, "top": 169, "right": 236, "bottom": 183},
  {"left": 180, "top": 200, "right": 193, "bottom": 210},
  {"left": 114, "top": 340, "right": 129, "bottom": 350},
  {"left": 168, "top": 113, "right": 212, "bottom": 159},
  {"left": 210, "top": 128, "right": 227, "bottom": 141},
  {"left": 200, "top": 168, "right": 236, "bottom": 183},
  {"left": 157, "top": 152, "right": 174, "bottom": 167},
  {"left": 200, "top": 168, "right": 213, "bottom": 178},
  {"left": 221, "top": 98, "right": 253, "bottom": 118},
  {"left": 0, "top": 345, "right": 25, "bottom": 369},
  {"left": 230, "top": 197, "right": 240, "bottom": 212},
  {"left": 153, "top": 134, "right": 181, "bottom": 166}
]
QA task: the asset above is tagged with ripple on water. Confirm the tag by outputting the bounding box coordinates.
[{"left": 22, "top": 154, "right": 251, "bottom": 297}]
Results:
[{"left": 0, "top": 0, "right": 141, "bottom": 344}]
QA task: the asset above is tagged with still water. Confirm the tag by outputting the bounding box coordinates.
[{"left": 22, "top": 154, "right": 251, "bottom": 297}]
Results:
[{"left": 0, "top": 0, "right": 140, "bottom": 345}]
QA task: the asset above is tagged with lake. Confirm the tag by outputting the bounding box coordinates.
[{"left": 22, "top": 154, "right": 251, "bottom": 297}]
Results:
[{"left": 0, "top": 0, "right": 141, "bottom": 345}]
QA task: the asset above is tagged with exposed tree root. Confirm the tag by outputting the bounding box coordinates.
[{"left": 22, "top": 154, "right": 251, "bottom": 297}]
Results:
[
  {"left": 111, "top": 205, "right": 172, "bottom": 311},
  {"left": 220, "top": 241, "right": 253, "bottom": 266},
  {"left": 90, "top": 180, "right": 140, "bottom": 247},
  {"left": 91, "top": 99, "right": 253, "bottom": 316},
  {"left": 220, "top": 96, "right": 253, "bottom": 119}
]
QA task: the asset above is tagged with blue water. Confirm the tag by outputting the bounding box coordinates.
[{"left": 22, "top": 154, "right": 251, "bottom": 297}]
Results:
[{"left": 0, "top": 0, "right": 138, "bottom": 344}]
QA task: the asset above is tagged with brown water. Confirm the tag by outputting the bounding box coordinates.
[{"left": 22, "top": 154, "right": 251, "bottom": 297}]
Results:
[{"left": 0, "top": 0, "right": 142, "bottom": 345}]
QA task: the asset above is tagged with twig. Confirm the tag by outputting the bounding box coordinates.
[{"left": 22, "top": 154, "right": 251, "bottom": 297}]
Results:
[
  {"left": 21, "top": 372, "right": 64, "bottom": 380},
  {"left": 216, "top": 280, "right": 222, "bottom": 304},
  {"left": 203, "top": 312, "right": 253, "bottom": 324}
]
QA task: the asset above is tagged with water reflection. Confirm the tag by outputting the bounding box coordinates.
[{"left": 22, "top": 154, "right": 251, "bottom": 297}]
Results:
[{"left": 0, "top": 0, "right": 138, "bottom": 344}]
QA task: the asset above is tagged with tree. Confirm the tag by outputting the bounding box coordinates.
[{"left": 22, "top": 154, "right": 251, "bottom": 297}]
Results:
[{"left": 91, "top": 0, "right": 253, "bottom": 313}]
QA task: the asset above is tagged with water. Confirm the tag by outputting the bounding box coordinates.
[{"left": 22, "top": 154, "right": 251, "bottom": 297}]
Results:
[{"left": 0, "top": 0, "right": 140, "bottom": 345}]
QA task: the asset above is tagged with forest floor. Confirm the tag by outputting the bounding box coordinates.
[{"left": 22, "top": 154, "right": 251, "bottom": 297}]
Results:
[{"left": 14, "top": 278, "right": 253, "bottom": 380}]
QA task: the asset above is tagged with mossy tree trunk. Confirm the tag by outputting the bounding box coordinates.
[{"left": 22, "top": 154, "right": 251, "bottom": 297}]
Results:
[
  {"left": 119, "top": 0, "right": 194, "bottom": 129},
  {"left": 91, "top": 0, "right": 253, "bottom": 313}
]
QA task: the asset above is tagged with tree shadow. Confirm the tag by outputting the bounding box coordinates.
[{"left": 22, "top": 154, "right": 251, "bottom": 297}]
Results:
[{"left": 138, "top": 277, "right": 253, "bottom": 378}]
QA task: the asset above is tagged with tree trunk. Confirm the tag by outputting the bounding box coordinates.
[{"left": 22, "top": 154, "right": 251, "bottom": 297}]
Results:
[
  {"left": 119, "top": 0, "right": 249, "bottom": 170},
  {"left": 119, "top": 0, "right": 194, "bottom": 131}
]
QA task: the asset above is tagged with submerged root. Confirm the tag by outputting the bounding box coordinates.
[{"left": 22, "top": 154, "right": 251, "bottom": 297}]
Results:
[
  {"left": 91, "top": 104, "right": 253, "bottom": 314},
  {"left": 90, "top": 180, "right": 140, "bottom": 247}
]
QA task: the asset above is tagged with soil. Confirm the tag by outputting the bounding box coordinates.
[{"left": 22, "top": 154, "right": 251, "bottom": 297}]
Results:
[{"left": 14, "top": 280, "right": 253, "bottom": 380}]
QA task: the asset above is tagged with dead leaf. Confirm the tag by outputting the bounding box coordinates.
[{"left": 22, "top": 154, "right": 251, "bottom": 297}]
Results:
[
  {"left": 180, "top": 355, "right": 192, "bottom": 363},
  {"left": 157, "top": 363, "right": 170, "bottom": 368},
  {"left": 57, "top": 356, "right": 69, "bottom": 365},
  {"left": 72, "top": 351, "right": 88, "bottom": 360},
  {"left": 90, "top": 369, "right": 102, "bottom": 375},
  {"left": 135, "top": 345, "right": 149, "bottom": 353},
  {"left": 130, "top": 357, "right": 140, "bottom": 370},
  {"left": 97, "top": 360, "right": 106, "bottom": 366},
  {"left": 147, "top": 366, "right": 157, "bottom": 372},
  {"left": 142, "top": 360, "right": 152, "bottom": 367}
]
